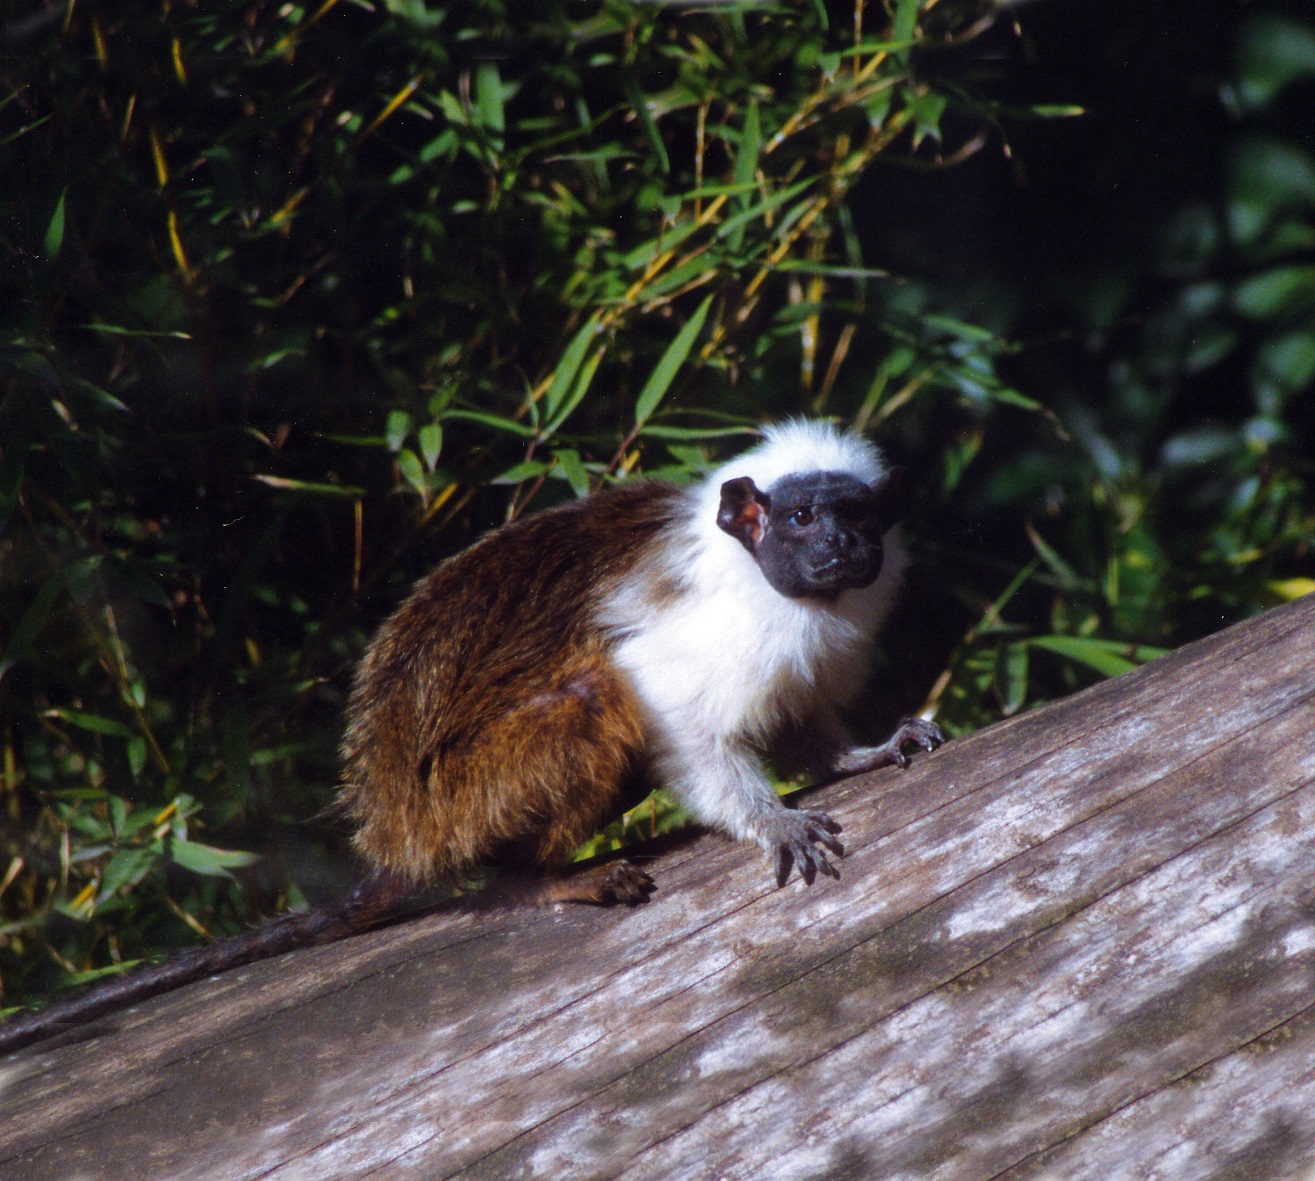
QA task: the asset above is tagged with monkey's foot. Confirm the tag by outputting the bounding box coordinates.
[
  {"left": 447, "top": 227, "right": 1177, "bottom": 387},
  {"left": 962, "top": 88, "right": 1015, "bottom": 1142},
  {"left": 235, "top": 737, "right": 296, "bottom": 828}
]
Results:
[
  {"left": 768, "top": 808, "right": 845, "bottom": 888},
  {"left": 836, "top": 716, "right": 945, "bottom": 775},
  {"left": 547, "top": 860, "right": 656, "bottom": 907}
]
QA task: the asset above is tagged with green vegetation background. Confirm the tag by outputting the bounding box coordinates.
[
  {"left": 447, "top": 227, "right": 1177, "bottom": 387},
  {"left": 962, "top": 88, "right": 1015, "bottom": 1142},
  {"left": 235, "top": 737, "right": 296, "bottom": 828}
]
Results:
[{"left": 1, "top": 0, "right": 1312, "bottom": 1009}]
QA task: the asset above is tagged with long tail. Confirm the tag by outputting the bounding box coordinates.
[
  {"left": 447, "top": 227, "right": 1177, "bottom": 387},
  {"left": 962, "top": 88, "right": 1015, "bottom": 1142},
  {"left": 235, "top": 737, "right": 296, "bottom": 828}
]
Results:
[{"left": 0, "top": 873, "right": 406, "bottom": 1056}]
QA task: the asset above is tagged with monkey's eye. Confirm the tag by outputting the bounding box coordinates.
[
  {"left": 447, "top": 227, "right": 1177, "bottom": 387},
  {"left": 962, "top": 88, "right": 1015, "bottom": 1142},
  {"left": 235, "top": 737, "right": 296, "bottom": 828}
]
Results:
[{"left": 788, "top": 507, "right": 814, "bottom": 527}]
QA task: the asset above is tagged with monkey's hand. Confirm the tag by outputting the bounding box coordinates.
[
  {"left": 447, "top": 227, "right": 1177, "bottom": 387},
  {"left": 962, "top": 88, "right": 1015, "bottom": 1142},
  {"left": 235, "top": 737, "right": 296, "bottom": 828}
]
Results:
[
  {"left": 766, "top": 808, "right": 845, "bottom": 887},
  {"left": 834, "top": 716, "right": 944, "bottom": 776}
]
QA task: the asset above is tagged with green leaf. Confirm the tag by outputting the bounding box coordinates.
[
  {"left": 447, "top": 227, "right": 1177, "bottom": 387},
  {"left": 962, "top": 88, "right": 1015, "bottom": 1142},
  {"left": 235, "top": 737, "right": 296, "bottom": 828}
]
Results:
[
  {"left": 44, "top": 708, "right": 134, "bottom": 739},
  {"left": 907, "top": 90, "right": 948, "bottom": 148},
  {"left": 63, "top": 960, "right": 145, "bottom": 987},
  {"left": 108, "top": 795, "right": 127, "bottom": 836},
  {"left": 127, "top": 737, "right": 148, "bottom": 778},
  {"left": 0, "top": 574, "right": 62, "bottom": 681},
  {"left": 1233, "top": 267, "right": 1315, "bottom": 319},
  {"left": 633, "top": 294, "right": 715, "bottom": 428},
  {"left": 385, "top": 409, "right": 412, "bottom": 452},
  {"left": 441, "top": 409, "right": 535, "bottom": 438},
  {"left": 105, "top": 555, "right": 172, "bottom": 610},
  {"left": 170, "top": 838, "right": 260, "bottom": 879},
  {"left": 417, "top": 422, "right": 443, "bottom": 470},
  {"left": 44, "top": 188, "right": 66, "bottom": 258},
  {"left": 475, "top": 60, "right": 506, "bottom": 135},
  {"left": 1026, "top": 526, "right": 1082, "bottom": 590},
  {"left": 544, "top": 315, "right": 600, "bottom": 418},
  {"left": 491, "top": 459, "right": 551, "bottom": 485},
  {"left": 1237, "top": 14, "right": 1315, "bottom": 110},
  {"left": 551, "top": 448, "right": 591, "bottom": 497},
  {"left": 997, "top": 642, "right": 1029, "bottom": 716},
  {"left": 638, "top": 424, "right": 758, "bottom": 440},
  {"left": 99, "top": 846, "right": 158, "bottom": 899},
  {"left": 397, "top": 448, "right": 428, "bottom": 496},
  {"left": 545, "top": 346, "right": 604, "bottom": 436},
  {"left": 80, "top": 322, "right": 191, "bottom": 339},
  {"left": 892, "top": 0, "right": 920, "bottom": 47},
  {"left": 714, "top": 177, "right": 813, "bottom": 241},
  {"left": 734, "top": 101, "right": 760, "bottom": 191},
  {"left": 1029, "top": 636, "right": 1167, "bottom": 678},
  {"left": 625, "top": 78, "right": 670, "bottom": 174}
]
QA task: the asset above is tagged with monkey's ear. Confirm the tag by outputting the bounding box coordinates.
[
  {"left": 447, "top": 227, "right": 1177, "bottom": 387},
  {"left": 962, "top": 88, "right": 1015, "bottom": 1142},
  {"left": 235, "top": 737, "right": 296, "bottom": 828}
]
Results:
[
  {"left": 871, "top": 467, "right": 907, "bottom": 525},
  {"left": 717, "top": 477, "right": 771, "bottom": 552}
]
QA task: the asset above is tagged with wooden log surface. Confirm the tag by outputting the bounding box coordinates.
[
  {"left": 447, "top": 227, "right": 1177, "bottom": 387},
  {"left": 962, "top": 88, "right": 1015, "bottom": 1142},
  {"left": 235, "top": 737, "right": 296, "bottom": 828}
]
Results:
[{"left": 2, "top": 595, "right": 1314, "bottom": 1181}]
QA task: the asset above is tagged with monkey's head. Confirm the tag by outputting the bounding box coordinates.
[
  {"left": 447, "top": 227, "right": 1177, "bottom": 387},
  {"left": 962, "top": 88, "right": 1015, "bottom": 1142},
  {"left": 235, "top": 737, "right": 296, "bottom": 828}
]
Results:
[{"left": 716, "top": 468, "right": 904, "bottom": 601}]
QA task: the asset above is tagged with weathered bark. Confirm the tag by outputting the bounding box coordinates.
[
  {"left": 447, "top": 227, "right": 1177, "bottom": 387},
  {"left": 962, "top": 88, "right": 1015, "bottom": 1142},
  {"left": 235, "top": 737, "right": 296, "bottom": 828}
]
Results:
[{"left": 2, "top": 596, "right": 1313, "bottom": 1181}]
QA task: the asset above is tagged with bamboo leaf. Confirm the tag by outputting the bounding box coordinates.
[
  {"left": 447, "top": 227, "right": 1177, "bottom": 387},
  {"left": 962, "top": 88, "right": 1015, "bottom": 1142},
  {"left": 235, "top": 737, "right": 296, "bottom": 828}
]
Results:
[
  {"left": 397, "top": 448, "right": 427, "bottom": 495},
  {"left": 625, "top": 78, "right": 669, "bottom": 174},
  {"left": 893, "top": 0, "right": 920, "bottom": 46},
  {"left": 170, "top": 837, "right": 260, "bottom": 878},
  {"left": 997, "top": 642, "right": 1029, "bottom": 716},
  {"left": 491, "top": 459, "right": 550, "bottom": 485},
  {"left": 441, "top": 409, "right": 536, "bottom": 437},
  {"left": 417, "top": 422, "right": 443, "bottom": 470},
  {"left": 44, "top": 188, "right": 66, "bottom": 258},
  {"left": 0, "top": 574, "right": 62, "bottom": 682},
  {"left": 385, "top": 409, "right": 412, "bottom": 452},
  {"left": 551, "top": 448, "right": 591, "bottom": 497},
  {"left": 1029, "top": 636, "right": 1167, "bottom": 678},
  {"left": 733, "top": 101, "right": 759, "bottom": 191},
  {"left": 43, "top": 708, "right": 135, "bottom": 739},
  {"left": 634, "top": 293, "right": 715, "bottom": 428},
  {"left": 714, "top": 177, "right": 813, "bottom": 240},
  {"left": 475, "top": 61, "right": 506, "bottom": 136},
  {"left": 544, "top": 315, "right": 600, "bottom": 418},
  {"left": 545, "top": 346, "right": 604, "bottom": 436}
]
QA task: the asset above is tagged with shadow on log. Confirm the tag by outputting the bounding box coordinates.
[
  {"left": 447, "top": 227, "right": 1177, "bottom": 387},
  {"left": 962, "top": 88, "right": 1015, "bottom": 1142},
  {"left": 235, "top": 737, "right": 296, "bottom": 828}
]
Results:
[{"left": 2, "top": 596, "right": 1314, "bottom": 1181}]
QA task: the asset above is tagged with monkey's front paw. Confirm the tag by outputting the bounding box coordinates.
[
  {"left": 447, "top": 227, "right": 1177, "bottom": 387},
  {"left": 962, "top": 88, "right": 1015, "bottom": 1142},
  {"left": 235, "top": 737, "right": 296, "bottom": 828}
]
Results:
[
  {"left": 769, "top": 808, "right": 845, "bottom": 888},
  {"left": 886, "top": 716, "right": 944, "bottom": 769},
  {"left": 836, "top": 717, "right": 945, "bottom": 775}
]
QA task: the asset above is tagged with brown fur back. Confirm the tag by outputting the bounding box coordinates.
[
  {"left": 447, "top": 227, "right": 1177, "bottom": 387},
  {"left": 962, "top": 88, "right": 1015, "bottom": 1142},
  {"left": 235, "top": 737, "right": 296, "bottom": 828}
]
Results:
[{"left": 340, "top": 481, "right": 681, "bottom": 884}]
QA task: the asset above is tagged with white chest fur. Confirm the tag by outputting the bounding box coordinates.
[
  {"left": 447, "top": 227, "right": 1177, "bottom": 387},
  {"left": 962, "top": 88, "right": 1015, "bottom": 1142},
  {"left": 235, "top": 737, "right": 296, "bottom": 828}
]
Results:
[{"left": 602, "top": 522, "right": 901, "bottom": 744}]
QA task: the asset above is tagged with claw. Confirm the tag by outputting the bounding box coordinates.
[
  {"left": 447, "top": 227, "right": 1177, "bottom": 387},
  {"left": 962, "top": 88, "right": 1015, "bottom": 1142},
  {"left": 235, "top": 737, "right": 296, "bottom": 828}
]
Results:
[{"left": 775, "top": 844, "right": 794, "bottom": 889}]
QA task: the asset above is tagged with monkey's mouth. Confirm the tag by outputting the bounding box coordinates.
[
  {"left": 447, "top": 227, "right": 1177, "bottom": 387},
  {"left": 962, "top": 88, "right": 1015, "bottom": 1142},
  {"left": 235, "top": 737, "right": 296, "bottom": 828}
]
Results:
[{"left": 807, "top": 551, "right": 882, "bottom": 591}]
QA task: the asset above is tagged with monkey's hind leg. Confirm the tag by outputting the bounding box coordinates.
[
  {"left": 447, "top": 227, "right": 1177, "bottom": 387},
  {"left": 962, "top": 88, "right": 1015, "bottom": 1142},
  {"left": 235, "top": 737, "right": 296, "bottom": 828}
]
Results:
[
  {"left": 499, "top": 858, "right": 656, "bottom": 908},
  {"left": 420, "top": 644, "right": 656, "bottom": 906}
]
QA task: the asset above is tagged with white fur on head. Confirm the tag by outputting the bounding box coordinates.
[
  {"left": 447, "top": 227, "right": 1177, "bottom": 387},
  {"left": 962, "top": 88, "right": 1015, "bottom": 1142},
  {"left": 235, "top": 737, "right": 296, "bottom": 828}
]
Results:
[
  {"left": 601, "top": 420, "right": 906, "bottom": 847},
  {"left": 695, "top": 419, "right": 887, "bottom": 520}
]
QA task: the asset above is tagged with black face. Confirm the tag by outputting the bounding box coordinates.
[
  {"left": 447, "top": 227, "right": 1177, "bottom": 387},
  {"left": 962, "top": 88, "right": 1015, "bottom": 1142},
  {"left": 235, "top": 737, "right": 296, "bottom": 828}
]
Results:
[{"left": 717, "top": 469, "right": 904, "bottom": 600}]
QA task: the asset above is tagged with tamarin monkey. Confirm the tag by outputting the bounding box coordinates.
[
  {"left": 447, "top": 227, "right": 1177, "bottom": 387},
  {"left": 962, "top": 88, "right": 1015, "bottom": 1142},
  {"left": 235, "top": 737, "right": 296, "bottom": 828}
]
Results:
[{"left": 0, "top": 420, "right": 941, "bottom": 1053}]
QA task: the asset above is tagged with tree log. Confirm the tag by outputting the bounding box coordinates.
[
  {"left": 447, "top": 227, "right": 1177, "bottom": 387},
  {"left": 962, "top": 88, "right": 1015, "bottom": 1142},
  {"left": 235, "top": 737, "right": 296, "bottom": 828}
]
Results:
[{"left": 3, "top": 595, "right": 1314, "bottom": 1180}]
